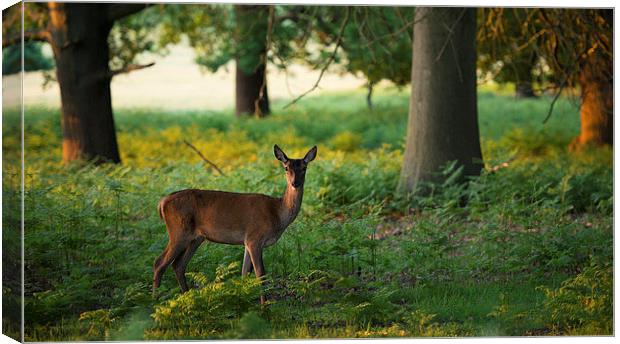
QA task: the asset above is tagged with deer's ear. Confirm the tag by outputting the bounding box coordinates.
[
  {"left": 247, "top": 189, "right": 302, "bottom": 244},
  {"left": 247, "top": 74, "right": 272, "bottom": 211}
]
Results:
[
  {"left": 304, "top": 146, "right": 317, "bottom": 164},
  {"left": 274, "top": 144, "right": 288, "bottom": 163}
]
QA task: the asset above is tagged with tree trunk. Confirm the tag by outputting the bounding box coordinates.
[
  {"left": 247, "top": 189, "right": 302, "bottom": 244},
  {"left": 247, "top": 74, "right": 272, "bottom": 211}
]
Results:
[
  {"left": 235, "top": 61, "right": 269, "bottom": 117},
  {"left": 234, "top": 5, "right": 270, "bottom": 118},
  {"left": 515, "top": 82, "right": 536, "bottom": 98},
  {"left": 570, "top": 57, "right": 613, "bottom": 150},
  {"left": 398, "top": 8, "right": 483, "bottom": 194},
  {"left": 513, "top": 52, "right": 537, "bottom": 98},
  {"left": 48, "top": 3, "right": 121, "bottom": 164},
  {"left": 366, "top": 82, "right": 374, "bottom": 110}
]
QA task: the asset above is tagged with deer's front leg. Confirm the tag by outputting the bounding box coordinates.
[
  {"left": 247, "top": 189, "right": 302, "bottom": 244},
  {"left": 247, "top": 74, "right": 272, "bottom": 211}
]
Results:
[
  {"left": 246, "top": 243, "right": 266, "bottom": 304},
  {"left": 242, "top": 247, "right": 254, "bottom": 276}
]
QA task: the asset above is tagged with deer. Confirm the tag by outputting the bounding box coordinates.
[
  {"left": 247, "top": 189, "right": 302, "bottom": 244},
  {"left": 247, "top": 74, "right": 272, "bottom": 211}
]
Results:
[{"left": 152, "top": 144, "right": 317, "bottom": 304}]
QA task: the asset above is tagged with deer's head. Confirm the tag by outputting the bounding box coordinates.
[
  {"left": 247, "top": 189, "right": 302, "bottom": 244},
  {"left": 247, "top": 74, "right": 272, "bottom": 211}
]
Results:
[{"left": 274, "top": 145, "right": 317, "bottom": 189}]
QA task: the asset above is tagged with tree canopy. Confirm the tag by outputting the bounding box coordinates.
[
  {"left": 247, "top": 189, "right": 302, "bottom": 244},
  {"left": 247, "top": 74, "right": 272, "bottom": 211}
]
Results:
[
  {"left": 481, "top": 8, "right": 612, "bottom": 148},
  {"left": 2, "top": 41, "right": 53, "bottom": 75}
]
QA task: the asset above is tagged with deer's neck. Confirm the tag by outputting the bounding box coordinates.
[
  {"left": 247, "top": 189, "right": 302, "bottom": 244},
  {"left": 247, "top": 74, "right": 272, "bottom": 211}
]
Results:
[{"left": 279, "top": 183, "right": 304, "bottom": 228}]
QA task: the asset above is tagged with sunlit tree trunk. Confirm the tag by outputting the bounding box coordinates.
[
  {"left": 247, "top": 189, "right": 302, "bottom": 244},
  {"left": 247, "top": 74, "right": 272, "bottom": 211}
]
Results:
[
  {"left": 49, "top": 3, "right": 120, "bottom": 164},
  {"left": 570, "top": 56, "right": 613, "bottom": 150},
  {"left": 45, "top": 3, "right": 149, "bottom": 164},
  {"left": 398, "top": 7, "right": 483, "bottom": 194}
]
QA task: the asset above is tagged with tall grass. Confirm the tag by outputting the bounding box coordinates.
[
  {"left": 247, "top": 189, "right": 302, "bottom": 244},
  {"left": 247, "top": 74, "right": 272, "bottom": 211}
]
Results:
[{"left": 2, "top": 88, "right": 611, "bottom": 340}]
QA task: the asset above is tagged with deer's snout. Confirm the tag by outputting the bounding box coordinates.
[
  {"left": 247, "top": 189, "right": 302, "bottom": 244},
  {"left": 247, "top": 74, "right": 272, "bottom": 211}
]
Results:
[{"left": 292, "top": 172, "right": 306, "bottom": 188}]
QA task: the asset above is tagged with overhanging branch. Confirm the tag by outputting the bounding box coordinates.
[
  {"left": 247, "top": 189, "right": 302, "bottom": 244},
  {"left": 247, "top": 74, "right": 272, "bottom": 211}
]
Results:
[
  {"left": 80, "top": 62, "right": 155, "bottom": 87},
  {"left": 109, "top": 62, "right": 155, "bottom": 78},
  {"left": 2, "top": 30, "right": 51, "bottom": 48},
  {"left": 283, "top": 7, "right": 351, "bottom": 109},
  {"left": 107, "top": 3, "right": 152, "bottom": 22}
]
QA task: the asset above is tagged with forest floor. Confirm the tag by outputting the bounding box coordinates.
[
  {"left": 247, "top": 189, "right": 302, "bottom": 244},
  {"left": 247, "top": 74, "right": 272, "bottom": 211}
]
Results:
[{"left": 2, "top": 88, "right": 613, "bottom": 340}]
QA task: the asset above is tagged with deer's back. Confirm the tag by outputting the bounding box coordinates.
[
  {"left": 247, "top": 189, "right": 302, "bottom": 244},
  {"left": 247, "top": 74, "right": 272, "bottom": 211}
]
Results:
[{"left": 159, "top": 189, "right": 282, "bottom": 245}]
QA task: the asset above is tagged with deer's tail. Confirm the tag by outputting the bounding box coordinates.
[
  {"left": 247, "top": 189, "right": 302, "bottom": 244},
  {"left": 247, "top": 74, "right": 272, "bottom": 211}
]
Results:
[{"left": 157, "top": 197, "right": 167, "bottom": 223}]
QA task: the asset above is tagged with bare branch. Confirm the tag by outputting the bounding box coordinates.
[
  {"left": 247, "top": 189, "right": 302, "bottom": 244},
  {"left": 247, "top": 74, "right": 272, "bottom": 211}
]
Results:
[
  {"left": 299, "top": 7, "right": 317, "bottom": 48},
  {"left": 283, "top": 7, "right": 351, "bottom": 109},
  {"left": 80, "top": 62, "right": 155, "bottom": 87},
  {"left": 363, "top": 16, "right": 415, "bottom": 46},
  {"left": 353, "top": 9, "right": 377, "bottom": 61},
  {"left": 183, "top": 140, "right": 226, "bottom": 176},
  {"left": 542, "top": 81, "right": 566, "bottom": 124},
  {"left": 434, "top": 8, "right": 467, "bottom": 63},
  {"left": 449, "top": 38, "right": 463, "bottom": 83},
  {"left": 513, "top": 28, "right": 548, "bottom": 53},
  {"left": 2, "top": 30, "right": 51, "bottom": 48},
  {"left": 488, "top": 156, "right": 517, "bottom": 173},
  {"left": 542, "top": 45, "right": 590, "bottom": 124},
  {"left": 109, "top": 62, "right": 155, "bottom": 78},
  {"left": 394, "top": 7, "right": 413, "bottom": 41},
  {"left": 107, "top": 3, "right": 152, "bottom": 22}
]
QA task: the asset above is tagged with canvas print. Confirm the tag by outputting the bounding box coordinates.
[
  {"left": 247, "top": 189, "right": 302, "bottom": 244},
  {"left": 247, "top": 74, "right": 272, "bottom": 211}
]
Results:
[{"left": 1, "top": 2, "right": 613, "bottom": 341}]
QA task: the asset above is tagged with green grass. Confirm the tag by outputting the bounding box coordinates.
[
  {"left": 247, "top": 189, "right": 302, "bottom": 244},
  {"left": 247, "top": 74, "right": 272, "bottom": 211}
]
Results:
[{"left": 2, "top": 88, "right": 612, "bottom": 340}]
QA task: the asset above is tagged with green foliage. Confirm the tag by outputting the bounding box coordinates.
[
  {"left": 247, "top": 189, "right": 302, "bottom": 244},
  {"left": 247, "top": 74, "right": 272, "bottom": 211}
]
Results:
[
  {"left": 108, "top": 5, "right": 167, "bottom": 71},
  {"left": 478, "top": 8, "right": 612, "bottom": 88},
  {"left": 158, "top": 4, "right": 235, "bottom": 73},
  {"left": 4, "top": 89, "right": 611, "bottom": 340},
  {"left": 158, "top": 4, "right": 308, "bottom": 74},
  {"left": 328, "top": 131, "right": 362, "bottom": 151},
  {"left": 157, "top": 4, "right": 413, "bottom": 88},
  {"left": 349, "top": 288, "right": 400, "bottom": 325},
  {"left": 539, "top": 258, "right": 613, "bottom": 335},
  {"left": 405, "top": 310, "right": 473, "bottom": 337},
  {"left": 79, "top": 309, "right": 116, "bottom": 339},
  {"left": 148, "top": 263, "right": 263, "bottom": 339},
  {"left": 223, "top": 312, "right": 272, "bottom": 339},
  {"left": 292, "top": 6, "right": 413, "bottom": 89},
  {"left": 341, "top": 7, "right": 413, "bottom": 86},
  {"left": 2, "top": 3, "right": 166, "bottom": 82},
  {"left": 2, "top": 42, "right": 54, "bottom": 75},
  {"left": 477, "top": 9, "right": 543, "bottom": 88},
  {"left": 1, "top": 4, "right": 54, "bottom": 86},
  {"left": 2, "top": 287, "right": 21, "bottom": 340}
]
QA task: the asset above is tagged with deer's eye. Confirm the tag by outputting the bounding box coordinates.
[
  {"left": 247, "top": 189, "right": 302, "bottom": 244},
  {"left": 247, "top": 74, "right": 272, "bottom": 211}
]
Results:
[{"left": 285, "top": 167, "right": 289, "bottom": 171}]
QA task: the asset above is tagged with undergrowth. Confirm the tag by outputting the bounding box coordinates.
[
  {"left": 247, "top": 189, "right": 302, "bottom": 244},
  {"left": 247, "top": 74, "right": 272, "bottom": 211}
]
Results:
[{"left": 2, "top": 89, "right": 612, "bottom": 340}]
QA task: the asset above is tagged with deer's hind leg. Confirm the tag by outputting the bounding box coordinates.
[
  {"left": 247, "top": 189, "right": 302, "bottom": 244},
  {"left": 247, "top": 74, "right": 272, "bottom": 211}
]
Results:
[
  {"left": 172, "top": 236, "right": 205, "bottom": 292},
  {"left": 242, "top": 248, "right": 254, "bottom": 276},
  {"left": 152, "top": 239, "right": 187, "bottom": 294},
  {"left": 153, "top": 246, "right": 170, "bottom": 292}
]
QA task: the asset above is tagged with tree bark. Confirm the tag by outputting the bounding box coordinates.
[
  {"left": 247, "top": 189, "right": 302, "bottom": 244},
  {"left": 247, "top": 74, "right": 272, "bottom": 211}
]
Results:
[
  {"left": 366, "top": 82, "right": 374, "bottom": 110},
  {"left": 515, "top": 81, "right": 536, "bottom": 98},
  {"left": 235, "top": 61, "right": 269, "bottom": 117},
  {"left": 514, "top": 53, "right": 537, "bottom": 98},
  {"left": 570, "top": 56, "right": 613, "bottom": 150},
  {"left": 48, "top": 3, "right": 121, "bottom": 164},
  {"left": 234, "top": 5, "right": 270, "bottom": 118},
  {"left": 398, "top": 8, "right": 483, "bottom": 194}
]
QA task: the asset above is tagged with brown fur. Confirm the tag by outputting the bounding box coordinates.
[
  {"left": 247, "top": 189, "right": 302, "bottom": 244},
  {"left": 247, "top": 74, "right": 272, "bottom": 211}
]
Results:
[
  {"left": 152, "top": 145, "right": 317, "bottom": 304},
  {"left": 159, "top": 189, "right": 283, "bottom": 245}
]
